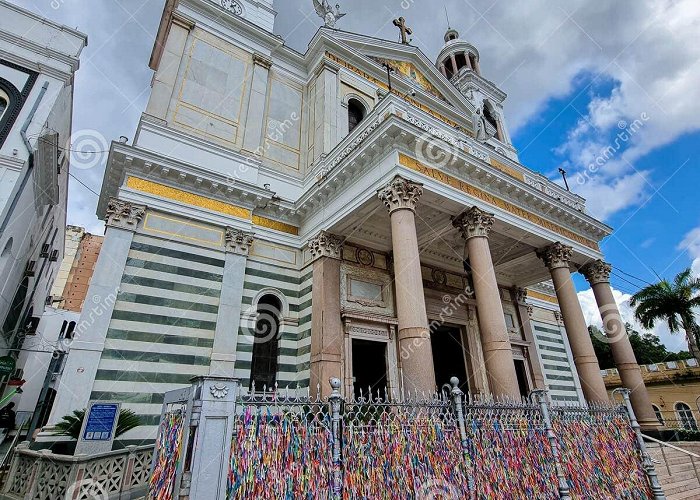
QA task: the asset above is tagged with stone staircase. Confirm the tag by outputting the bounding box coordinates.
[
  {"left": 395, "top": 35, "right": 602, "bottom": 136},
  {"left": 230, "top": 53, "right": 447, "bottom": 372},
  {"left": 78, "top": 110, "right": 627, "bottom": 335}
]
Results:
[{"left": 646, "top": 441, "right": 700, "bottom": 499}]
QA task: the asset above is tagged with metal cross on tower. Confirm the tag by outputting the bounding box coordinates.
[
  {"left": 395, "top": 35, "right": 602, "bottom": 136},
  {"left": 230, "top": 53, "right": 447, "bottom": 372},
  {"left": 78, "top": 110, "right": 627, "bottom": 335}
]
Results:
[{"left": 393, "top": 17, "right": 412, "bottom": 44}]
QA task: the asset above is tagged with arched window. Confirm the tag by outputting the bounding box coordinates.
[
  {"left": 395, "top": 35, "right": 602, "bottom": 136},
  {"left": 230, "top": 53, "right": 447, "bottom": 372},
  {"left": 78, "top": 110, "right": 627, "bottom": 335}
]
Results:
[
  {"left": 652, "top": 404, "right": 664, "bottom": 425},
  {"left": 249, "top": 294, "right": 282, "bottom": 390},
  {"left": 348, "top": 98, "right": 366, "bottom": 133},
  {"left": 675, "top": 402, "right": 697, "bottom": 430}
]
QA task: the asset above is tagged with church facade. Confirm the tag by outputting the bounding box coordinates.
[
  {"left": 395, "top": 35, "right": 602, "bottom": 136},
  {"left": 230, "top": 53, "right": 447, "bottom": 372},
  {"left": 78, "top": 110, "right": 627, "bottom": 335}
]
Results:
[{"left": 49, "top": 0, "right": 658, "bottom": 440}]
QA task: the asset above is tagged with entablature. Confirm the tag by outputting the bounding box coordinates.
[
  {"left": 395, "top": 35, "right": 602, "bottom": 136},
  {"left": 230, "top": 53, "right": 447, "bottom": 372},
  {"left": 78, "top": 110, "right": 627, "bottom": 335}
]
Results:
[{"left": 300, "top": 95, "right": 608, "bottom": 244}]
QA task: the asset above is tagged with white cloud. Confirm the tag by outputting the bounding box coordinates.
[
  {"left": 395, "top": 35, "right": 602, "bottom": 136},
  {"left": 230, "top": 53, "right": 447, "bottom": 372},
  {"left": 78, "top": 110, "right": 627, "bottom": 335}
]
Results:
[
  {"left": 21, "top": 0, "right": 700, "bottom": 229},
  {"left": 578, "top": 287, "right": 689, "bottom": 354},
  {"left": 679, "top": 227, "right": 700, "bottom": 276}
]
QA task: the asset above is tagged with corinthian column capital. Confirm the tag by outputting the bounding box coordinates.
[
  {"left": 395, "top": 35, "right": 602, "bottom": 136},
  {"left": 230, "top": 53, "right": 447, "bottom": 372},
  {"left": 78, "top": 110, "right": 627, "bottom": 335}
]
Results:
[
  {"left": 452, "top": 206, "right": 494, "bottom": 239},
  {"left": 580, "top": 259, "right": 612, "bottom": 285},
  {"left": 308, "top": 230, "right": 344, "bottom": 260},
  {"left": 225, "top": 228, "right": 255, "bottom": 256},
  {"left": 106, "top": 198, "right": 146, "bottom": 230},
  {"left": 377, "top": 176, "right": 423, "bottom": 214},
  {"left": 537, "top": 242, "right": 573, "bottom": 270}
]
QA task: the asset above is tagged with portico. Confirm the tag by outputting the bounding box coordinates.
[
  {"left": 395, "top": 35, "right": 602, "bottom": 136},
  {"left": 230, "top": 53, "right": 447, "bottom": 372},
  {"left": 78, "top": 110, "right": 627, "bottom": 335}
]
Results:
[{"left": 305, "top": 159, "right": 623, "bottom": 406}]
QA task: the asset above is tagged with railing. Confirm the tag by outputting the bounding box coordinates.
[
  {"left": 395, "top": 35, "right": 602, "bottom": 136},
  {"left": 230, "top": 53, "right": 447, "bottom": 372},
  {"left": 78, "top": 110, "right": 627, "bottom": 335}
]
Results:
[
  {"left": 643, "top": 434, "right": 700, "bottom": 478},
  {"left": 219, "top": 379, "right": 663, "bottom": 499},
  {"left": 1, "top": 442, "right": 153, "bottom": 500}
]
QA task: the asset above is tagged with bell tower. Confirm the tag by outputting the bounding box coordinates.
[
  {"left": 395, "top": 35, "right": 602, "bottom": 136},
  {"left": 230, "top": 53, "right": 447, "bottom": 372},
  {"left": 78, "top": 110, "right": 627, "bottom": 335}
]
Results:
[{"left": 436, "top": 28, "right": 517, "bottom": 159}]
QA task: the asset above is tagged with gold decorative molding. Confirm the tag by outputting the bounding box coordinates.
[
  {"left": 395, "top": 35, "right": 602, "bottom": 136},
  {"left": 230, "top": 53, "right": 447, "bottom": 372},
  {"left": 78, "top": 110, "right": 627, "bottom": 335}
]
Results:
[
  {"left": 127, "top": 177, "right": 251, "bottom": 219},
  {"left": 527, "top": 290, "right": 559, "bottom": 304},
  {"left": 398, "top": 154, "right": 599, "bottom": 251},
  {"left": 126, "top": 177, "right": 299, "bottom": 236},
  {"left": 490, "top": 158, "right": 524, "bottom": 182},
  {"left": 252, "top": 215, "right": 299, "bottom": 235}
]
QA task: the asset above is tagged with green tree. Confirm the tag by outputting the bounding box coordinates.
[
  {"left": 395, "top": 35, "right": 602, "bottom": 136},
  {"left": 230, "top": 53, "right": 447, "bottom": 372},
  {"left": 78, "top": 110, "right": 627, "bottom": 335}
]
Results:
[
  {"left": 52, "top": 408, "right": 142, "bottom": 440},
  {"left": 630, "top": 267, "right": 700, "bottom": 360},
  {"left": 589, "top": 323, "right": 692, "bottom": 369}
]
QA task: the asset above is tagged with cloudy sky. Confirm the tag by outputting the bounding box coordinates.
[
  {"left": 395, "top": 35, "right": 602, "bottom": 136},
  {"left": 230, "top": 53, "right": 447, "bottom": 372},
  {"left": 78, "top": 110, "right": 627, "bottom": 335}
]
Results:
[{"left": 17, "top": 0, "right": 700, "bottom": 350}]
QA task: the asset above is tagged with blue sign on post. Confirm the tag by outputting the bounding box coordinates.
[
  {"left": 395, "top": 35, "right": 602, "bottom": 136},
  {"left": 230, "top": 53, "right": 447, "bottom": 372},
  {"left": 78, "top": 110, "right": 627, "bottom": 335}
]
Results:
[{"left": 83, "top": 403, "right": 119, "bottom": 441}]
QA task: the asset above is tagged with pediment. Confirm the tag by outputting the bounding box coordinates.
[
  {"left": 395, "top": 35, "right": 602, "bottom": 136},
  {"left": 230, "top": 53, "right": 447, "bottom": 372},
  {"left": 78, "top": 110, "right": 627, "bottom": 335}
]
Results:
[
  {"left": 311, "top": 30, "right": 477, "bottom": 127},
  {"left": 368, "top": 56, "right": 448, "bottom": 102}
]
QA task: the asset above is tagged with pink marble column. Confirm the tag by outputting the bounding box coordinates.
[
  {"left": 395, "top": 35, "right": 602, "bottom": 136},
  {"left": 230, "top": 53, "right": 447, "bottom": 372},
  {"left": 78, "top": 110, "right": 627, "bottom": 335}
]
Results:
[
  {"left": 308, "top": 231, "right": 344, "bottom": 399},
  {"left": 538, "top": 243, "right": 609, "bottom": 403},
  {"left": 581, "top": 260, "right": 659, "bottom": 429},
  {"left": 453, "top": 207, "right": 521, "bottom": 398},
  {"left": 378, "top": 176, "right": 436, "bottom": 395}
]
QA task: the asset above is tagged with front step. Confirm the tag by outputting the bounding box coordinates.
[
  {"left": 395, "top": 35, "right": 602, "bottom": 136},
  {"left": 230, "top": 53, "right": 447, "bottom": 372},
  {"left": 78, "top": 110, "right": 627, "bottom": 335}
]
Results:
[{"left": 646, "top": 441, "right": 700, "bottom": 499}]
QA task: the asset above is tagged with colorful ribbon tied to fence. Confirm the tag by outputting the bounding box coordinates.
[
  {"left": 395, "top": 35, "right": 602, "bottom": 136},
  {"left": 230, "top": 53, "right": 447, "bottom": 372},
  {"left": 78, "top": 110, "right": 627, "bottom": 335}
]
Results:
[
  {"left": 465, "top": 410, "right": 559, "bottom": 499},
  {"left": 227, "top": 405, "right": 334, "bottom": 499},
  {"left": 341, "top": 410, "right": 470, "bottom": 499},
  {"left": 148, "top": 410, "right": 185, "bottom": 500},
  {"left": 553, "top": 410, "right": 653, "bottom": 499}
]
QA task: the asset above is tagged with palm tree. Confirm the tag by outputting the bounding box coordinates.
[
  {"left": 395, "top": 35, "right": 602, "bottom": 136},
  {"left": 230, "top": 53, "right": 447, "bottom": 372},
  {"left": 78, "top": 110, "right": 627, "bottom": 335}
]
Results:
[
  {"left": 52, "top": 408, "right": 142, "bottom": 440},
  {"left": 630, "top": 267, "right": 700, "bottom": 360}
]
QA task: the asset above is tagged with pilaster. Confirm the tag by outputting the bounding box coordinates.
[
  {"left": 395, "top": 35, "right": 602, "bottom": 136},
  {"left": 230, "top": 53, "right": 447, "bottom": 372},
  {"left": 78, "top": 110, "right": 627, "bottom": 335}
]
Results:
[
  {"left": 309, "top": 231, "right": 344, "bottom": 398},
  {"left": 210, "top": 229, "right": 254, "bottom": 376},
  {"left": 48, "top": 199, "right": 146, "bottom": 424},
  {"left": 242, "top": 53, "right": 272, "bottom": 154}
]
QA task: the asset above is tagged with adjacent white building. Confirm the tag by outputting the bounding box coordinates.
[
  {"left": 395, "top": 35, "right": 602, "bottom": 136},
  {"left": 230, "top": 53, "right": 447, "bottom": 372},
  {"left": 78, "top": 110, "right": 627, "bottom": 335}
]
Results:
[{"left": 0, "top": 1, "right": 87, "bottom": 401}]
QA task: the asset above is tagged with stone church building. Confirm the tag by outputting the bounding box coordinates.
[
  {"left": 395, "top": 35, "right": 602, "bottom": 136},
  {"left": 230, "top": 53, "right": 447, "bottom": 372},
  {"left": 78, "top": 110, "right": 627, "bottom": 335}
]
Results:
[{"left": 49, "top": 0, "right": 658, "bottom": 440}]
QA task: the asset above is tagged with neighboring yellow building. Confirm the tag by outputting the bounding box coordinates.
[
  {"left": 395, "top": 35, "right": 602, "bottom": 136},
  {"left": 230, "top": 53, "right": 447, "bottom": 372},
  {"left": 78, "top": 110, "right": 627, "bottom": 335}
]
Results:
[{"left": 603, "top": 359, "right": 700, "bottom": 430}]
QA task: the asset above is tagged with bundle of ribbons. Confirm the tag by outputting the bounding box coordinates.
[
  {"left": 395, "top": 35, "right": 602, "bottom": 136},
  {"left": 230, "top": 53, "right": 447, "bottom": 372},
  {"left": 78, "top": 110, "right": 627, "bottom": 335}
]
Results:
[
  {"left": 341, "top": 411, "right": 470, "bottom": 499},
  {"left": 553, "top": 413, "right": 652, "bottom": 499},
  {"left": 148, "top": 410, "right": 185, "bottom": 500},
  {"left": 465, "top": 414, "right": 559, "bottom": 499},
  {"left": 227, "top": 406, "right": 333, "bottom": 499}
]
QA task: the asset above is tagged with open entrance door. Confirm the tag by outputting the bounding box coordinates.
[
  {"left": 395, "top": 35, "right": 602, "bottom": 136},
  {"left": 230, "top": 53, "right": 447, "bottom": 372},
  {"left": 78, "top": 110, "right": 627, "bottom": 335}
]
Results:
[
  {"left": 352, "top": 339, "right": 388, "bottom": 400},
  {"left": 430, "top": 325, "right": 469, "bottom": 394}
]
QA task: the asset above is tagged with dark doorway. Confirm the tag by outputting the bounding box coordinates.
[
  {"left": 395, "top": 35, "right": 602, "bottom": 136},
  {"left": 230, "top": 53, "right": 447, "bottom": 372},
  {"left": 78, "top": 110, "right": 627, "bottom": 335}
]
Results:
[
  {"left": 430, "top": 326, "right": 469, "bottom": 393},
  {"left": 352, "top": 339, "right": 387, "bottom": 400},
  {"left": 514, "top": 359, "right": 530, "bottom": 399}
]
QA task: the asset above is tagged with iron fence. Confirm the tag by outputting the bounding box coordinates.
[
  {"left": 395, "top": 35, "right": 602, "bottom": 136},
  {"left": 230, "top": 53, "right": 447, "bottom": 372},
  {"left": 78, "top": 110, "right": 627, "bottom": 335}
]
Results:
[{"left": 222, "top": 379, "right": 664, "bottom": 500}]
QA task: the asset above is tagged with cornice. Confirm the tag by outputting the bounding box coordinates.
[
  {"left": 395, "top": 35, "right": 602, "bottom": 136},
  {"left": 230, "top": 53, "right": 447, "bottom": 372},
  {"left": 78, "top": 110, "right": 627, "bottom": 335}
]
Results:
[
  {"left": 452, "top": 71, "right": 507, "bottom": 102},
  {"left": 300, "top": 96, "right": 610, "bottom": 243},
  {"left": 98, "top": 141, "right": 279, "bottom": 221},
  {"left": 0, "top": 2, "right": 88, "bottom": 48}
]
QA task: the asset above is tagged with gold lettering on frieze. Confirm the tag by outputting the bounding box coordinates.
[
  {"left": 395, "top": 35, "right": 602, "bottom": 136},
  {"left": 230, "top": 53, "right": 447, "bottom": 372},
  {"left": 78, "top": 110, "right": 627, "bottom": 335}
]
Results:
[{"left": 398, "top": 154, "right": 599, "bottom": 251}]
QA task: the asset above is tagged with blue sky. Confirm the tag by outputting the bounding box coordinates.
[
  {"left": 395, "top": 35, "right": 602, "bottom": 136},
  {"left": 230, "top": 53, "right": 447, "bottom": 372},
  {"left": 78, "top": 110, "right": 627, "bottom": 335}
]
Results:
[
  {"left": 513, "top": 72, "right": 700, "bottom": 295},
  {"left": 17, "top": 0, "right": 700, "bottom": 349}
]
